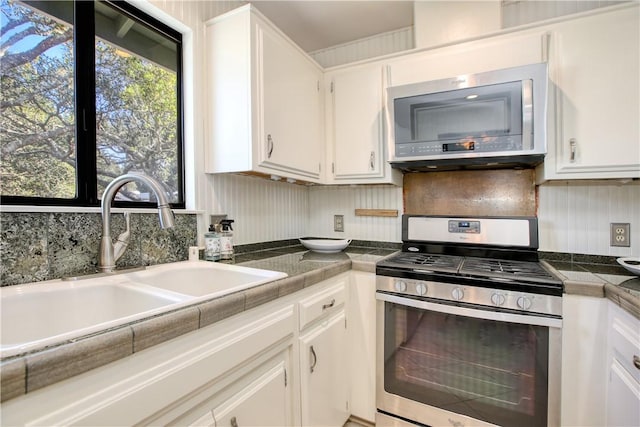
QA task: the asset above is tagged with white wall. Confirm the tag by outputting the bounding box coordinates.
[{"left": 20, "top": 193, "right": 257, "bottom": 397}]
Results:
[
  {"left": 413, "top": 0, "right": 501, "bottom": 48},
  {"left": 208, "top": 174, "right": 309, "bottom": 245},
  {"left": 143, "top": 0, "right": 639, "bottom": 257},
  {"left": 308, "top": 185, "right": 403, "bottom": 242},
  {"left": 310, "top": 26, "right": 414, "bottom": 68},
  {"left": 538, "top": 181, "right": 640, "bottom": 256},
  {"left": 502, "top": 0, "right": 628, "bottom": 28}
]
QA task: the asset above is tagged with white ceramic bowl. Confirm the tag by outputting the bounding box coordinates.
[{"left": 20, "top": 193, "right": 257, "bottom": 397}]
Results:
[
  {"left": 299, "top": 237, "right": 352, "bottom": 253},
  {"left": 617, "top": 257, "right": 640, "bottom": 276}
]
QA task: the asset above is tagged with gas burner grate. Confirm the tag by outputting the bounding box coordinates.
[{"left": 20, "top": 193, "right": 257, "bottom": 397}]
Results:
[
  {"left": 382, "top": 253, "right": 463, "bottom": 273},
  {"left": 460, "top": 257, "right": 559, "bottom": 284}
]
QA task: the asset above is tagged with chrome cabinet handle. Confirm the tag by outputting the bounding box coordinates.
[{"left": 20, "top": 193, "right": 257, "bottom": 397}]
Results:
[
  {"left": 322, "top": 298, "right": 335, "bottom": 310},
  {"left": 369, "top": 151, "right": 375, "bottom": 170},
  {"left": 569, "top": 138, "right": 577, "bottom": 162},
  {"left": 634, "top": 355, "right": 640, "bottom": 370},
  {"left": 267, "top": 134, "right": 274, "bottom": 158},
  {"left": 310, "top": 345, "right": 317, "bottom": 373},
  {"left": 230, "top": 416, "right": 238, "bottom": 427}
]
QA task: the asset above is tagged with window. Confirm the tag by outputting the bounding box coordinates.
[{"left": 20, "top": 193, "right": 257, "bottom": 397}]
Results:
[{"left": 0, "top": 0, "right": 184, "bottom": 207}]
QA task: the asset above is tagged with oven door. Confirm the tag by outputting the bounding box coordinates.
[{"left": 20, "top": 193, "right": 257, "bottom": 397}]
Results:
[{"left": 376, "top": 292, "right": 562, "bottom": 427}]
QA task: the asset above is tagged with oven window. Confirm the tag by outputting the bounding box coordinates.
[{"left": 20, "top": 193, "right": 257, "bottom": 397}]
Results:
[
  {"left": 393, "top": 81, "right": 523, "bottom": 145},
  {"left": 383, "top": 302, "right": 549, "bottom": 427}
]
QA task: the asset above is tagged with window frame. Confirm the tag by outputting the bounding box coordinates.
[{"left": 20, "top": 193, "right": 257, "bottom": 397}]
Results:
[{"left": 0, "top": 0, "right": 185, "bottom": 209}]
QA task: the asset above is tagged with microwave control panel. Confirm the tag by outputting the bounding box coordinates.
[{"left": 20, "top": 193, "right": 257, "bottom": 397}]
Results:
[{"left": 395, "top": 136, "right": 522, "bottom": 157}]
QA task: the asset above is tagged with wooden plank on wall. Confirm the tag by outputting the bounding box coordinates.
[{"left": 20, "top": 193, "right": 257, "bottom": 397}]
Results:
[{"left": 354, "top": 209, "right": 399, "bottom": 217}]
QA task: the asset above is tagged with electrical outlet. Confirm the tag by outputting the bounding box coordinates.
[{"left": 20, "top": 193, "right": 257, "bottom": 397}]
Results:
[
  {"left": 610, "top": 223, "right": 631, "bottom": 247},
  {"left": 334, "top": 215, "right": 344, "bottom": 232}
]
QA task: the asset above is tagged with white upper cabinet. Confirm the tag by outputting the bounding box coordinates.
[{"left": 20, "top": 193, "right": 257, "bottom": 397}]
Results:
[
  {"left": 388, "top": 30, "right": 549, "bottom": 87},
  {"left": 205, "top": 5, "right": 324, "bottom": 183},
  {"left": 325, "top": 64, "right": 401, "bottom": 185},
  {"left": 541, "top": 5, "right": 640, "bottom": 180}
]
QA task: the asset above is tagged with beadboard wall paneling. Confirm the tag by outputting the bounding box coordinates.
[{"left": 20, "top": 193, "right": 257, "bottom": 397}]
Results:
[
  {"left": 308, "top": 185, "right": 403, "bottom": 242},
  {"left": 208, "top": 174, "right": 309, "bottom": 245},
  {"left": 310, "top": 26, "right": 414, "bottom": 68},
  {"left": 538, "top": 182, "right": 640, "bottom": 256},
  {"left": 502, "top": 0, "right": 628, "bottom": 28}
]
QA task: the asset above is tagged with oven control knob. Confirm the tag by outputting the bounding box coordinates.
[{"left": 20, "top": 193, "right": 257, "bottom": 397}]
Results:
[
  {"left": 451, "top": 287, "right": 464, "bottom": 301},
  {"left": 491, "top": 293, "right": 506, "bottom": 306},
  {"left": 395, "top": 281, "right": 407, "bottom": 292},
  {"left": 517, "top": 296, "right": 533, "bottom": 310},
  {"left": 415, "top": 283, "right": 428, "bottom": 296}
]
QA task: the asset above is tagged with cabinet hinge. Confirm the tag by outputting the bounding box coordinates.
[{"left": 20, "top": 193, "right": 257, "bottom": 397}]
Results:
[
  {"left": 344, "top": 317, "right": 347, "bottom": 329},
  {"left": 284, "top": 368, "right": 287, "bottom": 387},
  {"left": 317, "top": 80, "right": 320, "bottom": 92},
  {"left": 346, "top": 400, "right": 349, "bottom": 411},
  {"left": 332, "top": 162, "right": 335, "bottom": 174},
  {"left": 319, "top": 163, "right": 321, "bottom": 173},
  {"left": 330, "top": 81, "right": 334, "bottom": 93}
]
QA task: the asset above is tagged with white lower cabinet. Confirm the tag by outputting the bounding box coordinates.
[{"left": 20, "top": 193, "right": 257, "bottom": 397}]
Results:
[
  {"left": 171, "top": 349, "right": 292, "bottom": 427},
  {"left": 608, "top": 360, "right": 640, "bottom": 427},
  {"left": 347, "top": 271, "right": 377, "bottom": 423},
  {"left": 0, "top": 274, "right": 357, "bottom": 427},
  {"left": 298, "top": 279, "right": 350, "bottom": 427},
  {"left": 561, "top": 294, "right": 608, "bottom": 426},
  {"left": 299, "top": 311, "right": 348, "bottom": 427},
  {"left": 210, "top": 357, "right": 290, "bottom": 427},
  {"left": 606, "top": 300, "right": 640, "bottom": 427}
]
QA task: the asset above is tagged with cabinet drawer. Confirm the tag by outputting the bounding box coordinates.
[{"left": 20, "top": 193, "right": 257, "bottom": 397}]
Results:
[
  {"left": 298, "top": 282, "right": 346, "bottom": 330},
  {"left": 610, "top": 309, "right": 640, "bottom": 383}
]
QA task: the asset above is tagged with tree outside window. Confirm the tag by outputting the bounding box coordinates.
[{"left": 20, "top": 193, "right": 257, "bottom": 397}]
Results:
[{"left": 0, "top": 0, "right": 184, "bottom": 206}]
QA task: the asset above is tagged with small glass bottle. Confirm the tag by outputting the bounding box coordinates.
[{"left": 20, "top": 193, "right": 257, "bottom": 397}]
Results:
[
  {"left": 203, "top": 224, "right": 221, "bottom": 261},
  {"left": 219, "top": 219, "right": 235, "bottom": 260}
]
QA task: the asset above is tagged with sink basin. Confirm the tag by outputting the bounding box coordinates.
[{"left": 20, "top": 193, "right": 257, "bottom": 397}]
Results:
[
  {"left": 0, "top": 261, "right": 287, "bottom": 358},
  {"left": 126, "top": 261, "right": 288, "bottom": 297},
  {"left": 1, "top": 280, "right": 188, "bottom": 357}
]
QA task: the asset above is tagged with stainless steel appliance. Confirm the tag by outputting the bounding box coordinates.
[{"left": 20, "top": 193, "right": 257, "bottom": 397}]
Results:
[
  {"left": 386, "top": 63, "right": 548, "bottom": 171},
  {"left": 376, "top": 215, "right": 563, "bottom": 427}
]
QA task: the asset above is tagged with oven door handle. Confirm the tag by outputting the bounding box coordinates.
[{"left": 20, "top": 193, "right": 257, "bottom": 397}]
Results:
[{"left": 376, "top": 292, "right": 562, "bottom": 329}]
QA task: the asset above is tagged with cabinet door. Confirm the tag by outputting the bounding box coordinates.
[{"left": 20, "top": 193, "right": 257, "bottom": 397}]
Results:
[
  {"left": 212, "top": 361, "right": 290, "bottom": 427},
  {"left": 607, "top": 360, "right": 640, "bottom": 427},
  {"left": 547, "top": 6, "right": 640, "bottom": 179},
  {"left": 329, "top": 65, "right": 385, "bottom": 180},
  {"left": 259, "top": 23, "right": 323, "bottom": 180},
  {"left": 299, "top": 311, "right": 349, "bottom": 427}
]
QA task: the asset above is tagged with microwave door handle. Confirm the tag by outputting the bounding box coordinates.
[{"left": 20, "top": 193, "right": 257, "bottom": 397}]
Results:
[
  {"left": 522, "top": 79, "right": 533, "bottom": 150},
  {"left": 376, "top": 292, "right": 562, "bottom": 329}
]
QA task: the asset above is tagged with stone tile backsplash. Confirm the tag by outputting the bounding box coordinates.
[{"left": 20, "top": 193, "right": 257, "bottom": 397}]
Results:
[{"left": 0, "top": 212, "right": 197, "bottom": 286}]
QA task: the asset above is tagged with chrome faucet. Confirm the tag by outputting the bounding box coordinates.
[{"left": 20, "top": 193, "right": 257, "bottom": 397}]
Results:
[{"left": 99, "top": 172, "right": 175, "bottom": 272}]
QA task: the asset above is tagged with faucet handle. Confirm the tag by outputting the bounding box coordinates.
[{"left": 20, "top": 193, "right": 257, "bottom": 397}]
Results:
[{"left": 113, "top": 212, "right": 131, "bottom": 262}]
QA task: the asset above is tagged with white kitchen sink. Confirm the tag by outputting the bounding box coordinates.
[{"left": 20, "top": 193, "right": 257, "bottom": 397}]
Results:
[
  {"left": 126, "top": 261, "right": 287, "bottom": 297},
  {"left": 0, "top": 279, "right": 189, "bottom": 357},
  {"left": 0, "top": 261, "right": 287, "bottom": 357}
]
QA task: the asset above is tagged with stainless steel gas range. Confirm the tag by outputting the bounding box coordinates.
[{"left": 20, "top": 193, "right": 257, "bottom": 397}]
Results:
[{"left": 375, "top": 215, "right": 563, "bottom": 427}]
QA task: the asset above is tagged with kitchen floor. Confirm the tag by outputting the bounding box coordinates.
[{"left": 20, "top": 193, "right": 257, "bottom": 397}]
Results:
[{"left": 344, "top": 419, "right": 373, "bottom": 427}]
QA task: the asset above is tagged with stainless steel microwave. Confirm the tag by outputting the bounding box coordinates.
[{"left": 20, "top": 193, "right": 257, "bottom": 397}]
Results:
[{"left": 386, "top": 63, "right": 548, "bottom": 170}]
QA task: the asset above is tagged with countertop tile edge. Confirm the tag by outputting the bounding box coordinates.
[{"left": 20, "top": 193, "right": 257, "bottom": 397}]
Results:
[
  {"left": 545, "top": 261, "right": 639, "bottom": 319},
  {"left": 0, "top": 254, "right": 375, "bottom": 401}
]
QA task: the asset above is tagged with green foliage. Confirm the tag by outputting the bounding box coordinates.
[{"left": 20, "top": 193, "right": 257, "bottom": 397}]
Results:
[{"left": 1, "top": 0, "right": 180, "bottom": 202}]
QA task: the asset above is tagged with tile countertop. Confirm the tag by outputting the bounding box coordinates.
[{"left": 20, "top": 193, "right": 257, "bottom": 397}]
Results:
[
  {"left": 543, "top": 259, "right": 640, "bottom": 319},
  {"left": 0, "top": 244, "right": 398, "bottom": 402}
]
